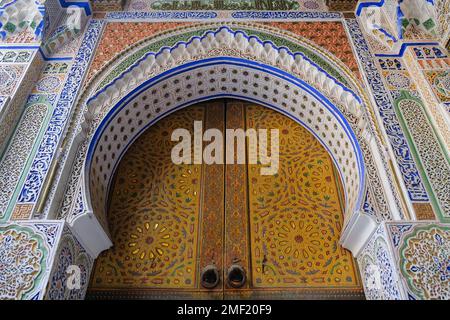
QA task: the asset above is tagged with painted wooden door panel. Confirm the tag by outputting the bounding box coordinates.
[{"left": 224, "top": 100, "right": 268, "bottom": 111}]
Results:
[{"left": 87, "top": 99, "right": 363, "bottom": 299}]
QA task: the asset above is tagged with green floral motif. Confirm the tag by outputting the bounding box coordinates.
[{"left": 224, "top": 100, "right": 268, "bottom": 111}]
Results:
[
  {"left": 0, "top": 224, "right": 48, "bottom": 300},
  {"left": 399, "top": 224, "right": 450, "bottom": 300}
]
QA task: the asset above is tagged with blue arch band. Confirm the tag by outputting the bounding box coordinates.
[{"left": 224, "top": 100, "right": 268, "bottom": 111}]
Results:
[{"left": 85, "top": 57, "right": 365, "bottom": 213}]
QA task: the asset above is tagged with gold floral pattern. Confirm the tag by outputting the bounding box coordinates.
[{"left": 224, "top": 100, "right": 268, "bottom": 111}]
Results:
[{"left": 89, "top": 106, "right": 204, "bottom": 291}]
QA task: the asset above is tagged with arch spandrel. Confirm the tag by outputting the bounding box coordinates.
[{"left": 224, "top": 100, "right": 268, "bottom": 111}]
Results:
[{"left": 86, "top": 22, "right": 364, "bottom": 96}]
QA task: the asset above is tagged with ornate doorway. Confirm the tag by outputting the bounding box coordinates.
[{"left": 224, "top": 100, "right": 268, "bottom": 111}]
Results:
[{"left": 87, "top": 99, "right": 363, "bottom": 299}]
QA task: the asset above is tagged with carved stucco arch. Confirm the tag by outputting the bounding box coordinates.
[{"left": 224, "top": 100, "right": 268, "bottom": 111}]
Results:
[
  {"left": 89, "top": 22, "right": 365, "bottom": 93},
  {"left": 60, "top": 25, "right": 389, "bottom": 258}
]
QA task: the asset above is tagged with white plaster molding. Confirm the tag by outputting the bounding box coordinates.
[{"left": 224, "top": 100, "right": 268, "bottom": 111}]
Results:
[
  {"left": 42, "top": 7, "right": 89, "bottom": 55},
  {"left": 69, "top": 172, "right": 112, "bottom": 258},
  {"left": 340, "top": 210, "right": 378, "bottom": 256},
  {"left": 0, "top": 0, "right": 43, "bottom": 40}
]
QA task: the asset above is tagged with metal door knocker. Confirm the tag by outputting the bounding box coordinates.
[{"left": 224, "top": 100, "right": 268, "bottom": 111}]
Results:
[
  {"left": 226, "top": 264, "right": 246, "bottom": 288},
  {"left": 200, "top": 264, "right": 220, "bottom": 289}
]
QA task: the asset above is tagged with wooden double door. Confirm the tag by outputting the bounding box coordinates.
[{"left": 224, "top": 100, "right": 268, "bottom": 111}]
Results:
[{"left": 87, "top": 99, "right": 363, "bottom": 299}]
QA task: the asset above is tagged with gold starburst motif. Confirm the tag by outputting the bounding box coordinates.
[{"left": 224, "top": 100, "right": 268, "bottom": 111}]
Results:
[
  {"left": 127, "top": 222, "right": 171, "bottom": 260},
  {"left": 275, "top": 219, "right": 322, "bottom": 260}
]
